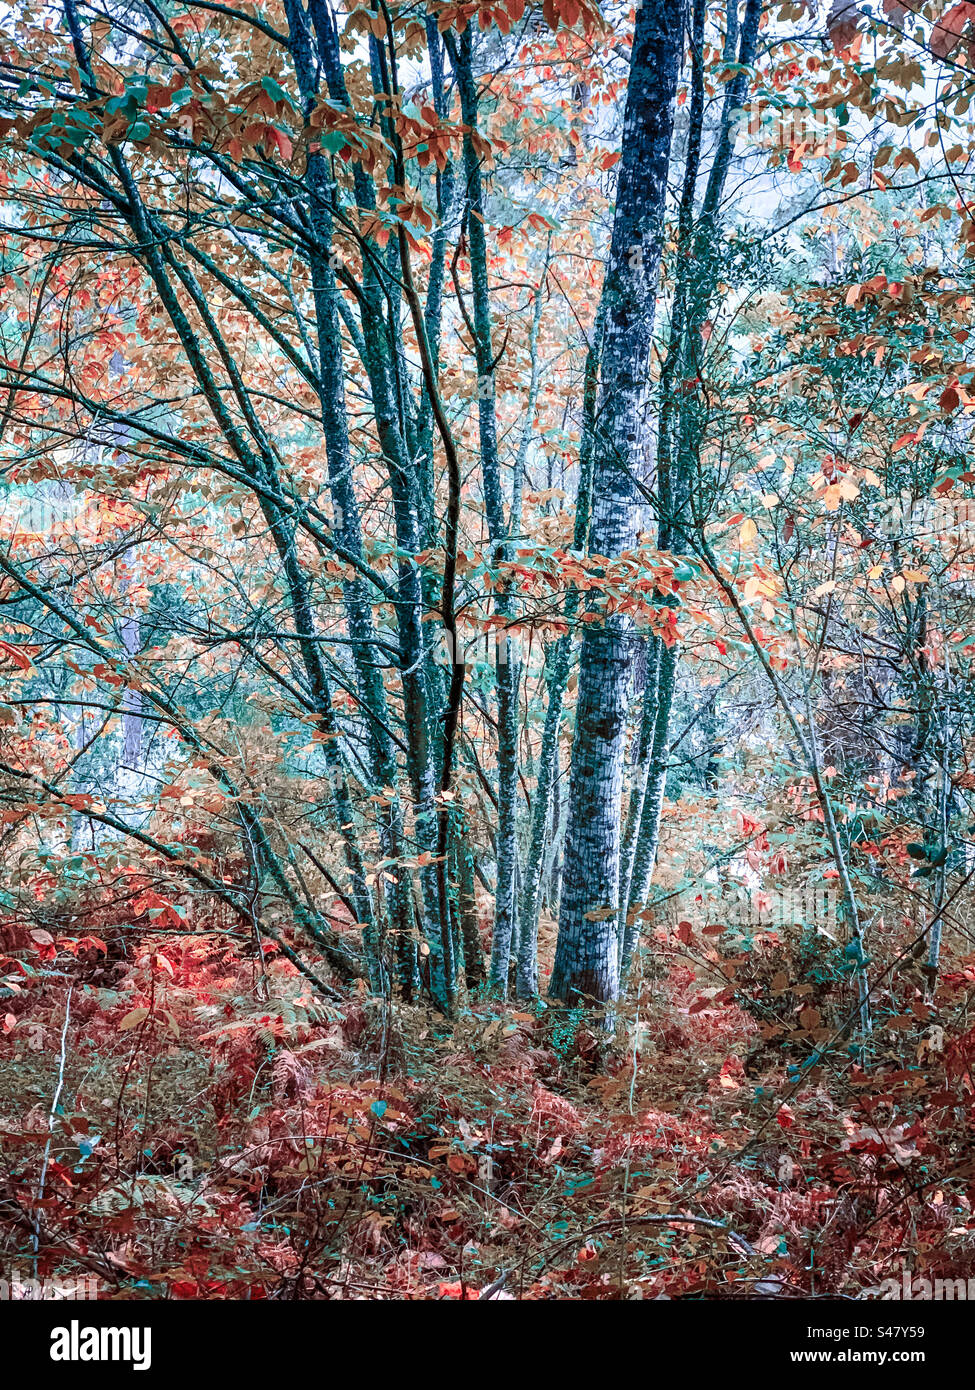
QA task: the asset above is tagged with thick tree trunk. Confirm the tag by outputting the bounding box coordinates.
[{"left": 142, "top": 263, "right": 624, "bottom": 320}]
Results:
[
  {"left": 550, "top": 0, "right": 684, "bottom": 1006},
  {"left": 619, "top": 0, "right": 763, "bottom": 970}
]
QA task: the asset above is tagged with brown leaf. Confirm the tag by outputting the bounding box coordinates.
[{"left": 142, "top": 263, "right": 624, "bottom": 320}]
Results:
[
  {"left": 827, "top": 0, "right": 862, "bottom": 56},
  {"left": 119, "top": 1007, "right": 149, "bottom": 1031}
]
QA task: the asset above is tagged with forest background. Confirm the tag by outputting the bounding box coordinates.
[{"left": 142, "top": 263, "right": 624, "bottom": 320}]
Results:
[{"left": 1, "top": 0, "right": 974, "bottom": 1301}]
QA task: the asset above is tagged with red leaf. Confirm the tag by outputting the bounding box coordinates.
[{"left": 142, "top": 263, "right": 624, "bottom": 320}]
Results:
[
  {"left": 0, "top": 640, "right": 32, "bottom": 671},
  {"left": 931, "top": 2, "right": 975, "bottom": 59}
]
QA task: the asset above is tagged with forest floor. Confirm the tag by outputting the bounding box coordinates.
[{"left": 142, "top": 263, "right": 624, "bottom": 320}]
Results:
[{"left": 1, "top": 898, "right": 974, "bottom": 1300}]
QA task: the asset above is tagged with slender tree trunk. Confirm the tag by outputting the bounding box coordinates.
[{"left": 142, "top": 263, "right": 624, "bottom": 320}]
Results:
[
  {"left": 617, "top": 637, "right": 662, "bottom": 943},
  {"left": 448, "top": 27, "right": 521, "bottom": 993},
  {"left": 621, "top": 639, "right": 678, "bottom": 965},
  {"left": 285, "top": 0, "right": 418, "bottom": 993},
  {"left": 924, "top": 636, "right": 952, "bottom": 992},
  {"left": 517, "top": 304, "right": 603, "bottom": 996},
  {"left": 416, "top": 16, "right": 457, "bottom": 550},
  {"left": 311, "top": 0, "right": 448, "bottom": 993}
]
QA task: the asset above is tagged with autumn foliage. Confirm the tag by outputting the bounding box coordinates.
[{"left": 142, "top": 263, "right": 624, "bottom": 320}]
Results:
[{"left": 2, "top": 0, "right": 975, "bottom": 1302}]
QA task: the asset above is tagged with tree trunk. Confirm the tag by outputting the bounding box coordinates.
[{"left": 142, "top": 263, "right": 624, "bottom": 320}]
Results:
[
  {"left": 619, "top": 0, "right": 763, "bottom": 970},
  {"left": 550, "top": 0, "right": 684, "bottom": 1007},
  {"left": 517, "top": 305, "right": 602, "bottom": 996},
  {"left": 448, "top": 27, "right": 521, "bottom": 994}
]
